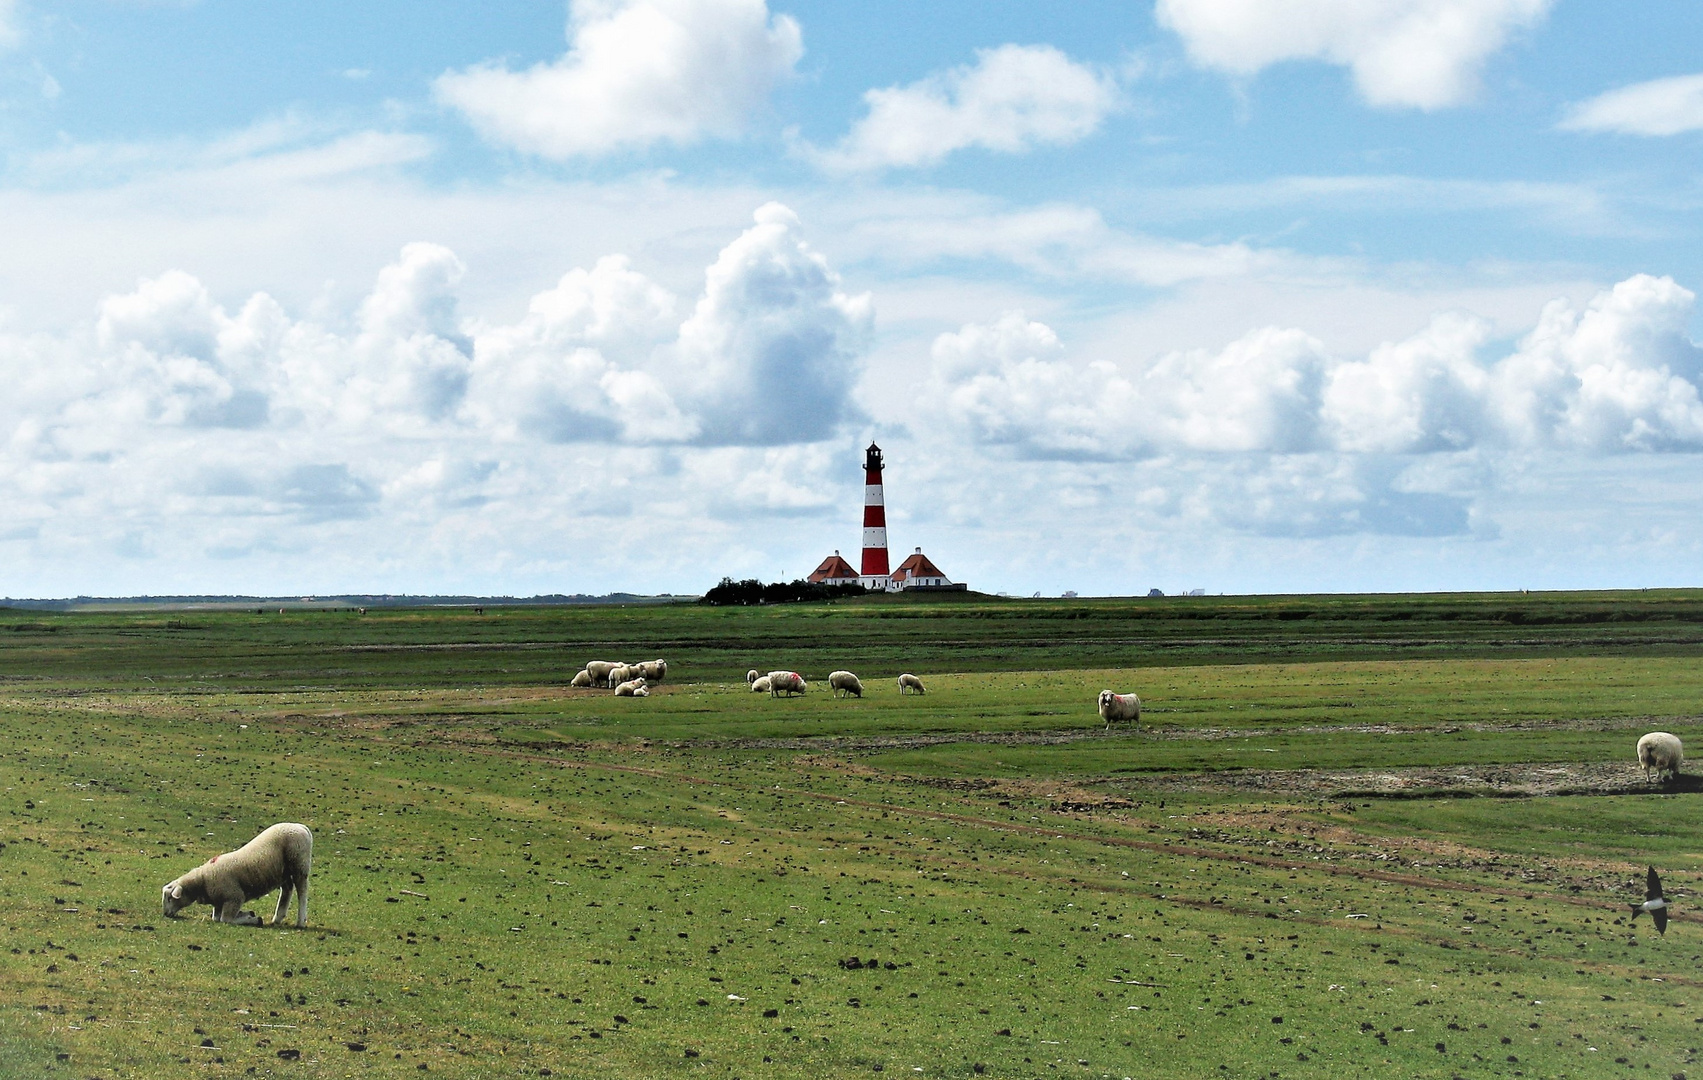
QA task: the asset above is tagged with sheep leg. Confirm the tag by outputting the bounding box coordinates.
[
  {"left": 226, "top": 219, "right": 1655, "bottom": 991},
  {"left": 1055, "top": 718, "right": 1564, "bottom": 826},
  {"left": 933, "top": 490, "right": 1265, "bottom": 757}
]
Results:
[
  {"left": 217, "top": 900, "right": 262, "bottom": 926},
  {"left": 293, "top": 874, "right": 309, "bottom": 927},
  {"left": 272, "top": 881, "right": 294, "bottom": 926}
]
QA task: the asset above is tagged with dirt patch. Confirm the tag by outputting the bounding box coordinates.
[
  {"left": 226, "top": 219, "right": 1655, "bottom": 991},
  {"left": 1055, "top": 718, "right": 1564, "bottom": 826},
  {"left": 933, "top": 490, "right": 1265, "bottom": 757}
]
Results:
[{"left": 1099, "top": 761, "right": 1701, "bottom": 799}]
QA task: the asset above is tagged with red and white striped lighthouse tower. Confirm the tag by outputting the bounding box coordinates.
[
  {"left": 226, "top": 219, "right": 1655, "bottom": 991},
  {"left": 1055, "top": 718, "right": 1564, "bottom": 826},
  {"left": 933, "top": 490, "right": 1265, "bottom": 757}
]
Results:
[{"left": 860, "top": 442, "right": 890, "bottom": 583}]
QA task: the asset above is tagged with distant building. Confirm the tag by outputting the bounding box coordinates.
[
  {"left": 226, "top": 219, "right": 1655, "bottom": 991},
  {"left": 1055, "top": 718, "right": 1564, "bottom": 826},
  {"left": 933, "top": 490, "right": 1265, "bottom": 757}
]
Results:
[
  {"left": 891, "top": 548, "right": 952, "bottom": 589},
  {"left": 807, "top": 551, "right": 859, "bottom": 584}
]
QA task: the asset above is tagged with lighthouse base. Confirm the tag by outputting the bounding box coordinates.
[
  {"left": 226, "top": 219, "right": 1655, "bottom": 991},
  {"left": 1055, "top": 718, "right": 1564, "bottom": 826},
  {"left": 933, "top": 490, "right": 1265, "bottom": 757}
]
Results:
[{"left": 857, "top": 575, "right": 899, "bottom": 592}]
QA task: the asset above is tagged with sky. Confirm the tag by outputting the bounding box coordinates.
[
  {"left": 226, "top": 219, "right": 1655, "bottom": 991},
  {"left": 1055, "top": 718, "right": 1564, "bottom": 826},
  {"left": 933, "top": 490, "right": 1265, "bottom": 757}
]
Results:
[{"left": 1, "top": 0, "right": 1702, "bottom": 598}]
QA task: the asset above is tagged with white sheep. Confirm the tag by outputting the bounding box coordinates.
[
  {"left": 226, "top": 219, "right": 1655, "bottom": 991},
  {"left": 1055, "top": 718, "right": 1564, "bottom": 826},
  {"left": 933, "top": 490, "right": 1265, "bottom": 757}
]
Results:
[
  {"left": 828, "top": 671, "right": 864, "bottom": 698},
  {"left": 637, "top": 659, "right": 667, "bottom": 683},
  {"left": 746, "top": 669, "right": 760, "bottom": 685},
  {"left": 614, "top": 677, "right": 648, "bottom": 697},
  {"left": 768, "top": 671, "right": 807, "bottom": 697},
  {"left": 569, "top": 669, "right": 593, "bottom": 688},
  {"left": 1638, "top": 731, "right": 1684, "bottom": 782},
  {"left": 1098, "top": 689, "right": 1141, "bottom": 728},
  {"left": 162, "top": 822, "right": 312, "bottom": 927},
  {"left": 585, "top": 660, "right": 623, "bottom": 688},
  {"left": 632, "top": 686, "right": 650, "bottom": 697},
  {"left": 750, "top": 675, "right": 773, "bottom": 694},
  {"left": 606, "top": 664, "right": 641, "bottom": 687},
  {"left": 897, "top": 673, "right": 925, "bottom": 695}
]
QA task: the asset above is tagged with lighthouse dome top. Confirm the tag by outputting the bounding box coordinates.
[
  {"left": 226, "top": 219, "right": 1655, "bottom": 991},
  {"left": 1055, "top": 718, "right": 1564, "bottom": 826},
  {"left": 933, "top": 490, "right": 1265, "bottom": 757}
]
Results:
[{"left": 864, "top": 443, "right": 883, "bottom": 471}]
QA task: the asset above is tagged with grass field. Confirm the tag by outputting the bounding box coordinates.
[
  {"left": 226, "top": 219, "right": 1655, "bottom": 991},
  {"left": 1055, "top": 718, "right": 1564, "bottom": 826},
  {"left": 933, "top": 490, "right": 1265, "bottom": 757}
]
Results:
[{"left": 2, "top": 592, "right": 1702, "bottom": 1078}]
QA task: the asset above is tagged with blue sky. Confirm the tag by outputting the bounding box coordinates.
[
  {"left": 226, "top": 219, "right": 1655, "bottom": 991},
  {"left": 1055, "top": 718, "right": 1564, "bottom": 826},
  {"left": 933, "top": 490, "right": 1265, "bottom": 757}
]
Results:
[{"left": 1, "top": 0, "right": 1701, "bottom": 597}]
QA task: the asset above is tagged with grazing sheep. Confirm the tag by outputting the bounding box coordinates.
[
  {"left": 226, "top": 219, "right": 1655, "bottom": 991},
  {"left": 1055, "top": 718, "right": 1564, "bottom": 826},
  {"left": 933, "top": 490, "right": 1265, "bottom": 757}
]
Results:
[
  {"left": 162, "top": 822, "right": 312, "bottom": 927},
  {"left": 897, "top": 673, "right": 925, "bottom": 695},
  {"left": 614, "top": 677, "right": 647, "bottom": 697},
  {"left": 750, "top": 675, "right": 773, "bottom": 694},
  {"left": 569, "top": 669, "right": 593, "bottom": 688},
  {"left": 636, "top": 659, "right": 667, "bottom": 683},
  {"left": 1638, "top": 731, "right": 1684, "bottom": 782},
  {"left": 828, "top": 671, "right": 864, "bottom": 698},
  {"left": 746, "top": 669, "right": 760, "bottom": 685},
  {"left": 767, "top": 671, "right": 807, "bottom": 697},
  {"left": 585, "top": 660, "right": 623, "bottom": 688},
  {"left": 1098, "top": 689, "right": 1141, "bottom": 728}
]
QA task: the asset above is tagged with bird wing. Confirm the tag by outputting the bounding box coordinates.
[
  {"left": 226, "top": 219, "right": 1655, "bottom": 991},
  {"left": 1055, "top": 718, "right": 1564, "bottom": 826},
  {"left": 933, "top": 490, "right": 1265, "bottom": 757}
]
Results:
[
  {"left": 1653, "top": 906, "right": 1669, "bottom": 934},
  {"left": 1648, "top": 866, "right": 1664, "bottom": 901}
]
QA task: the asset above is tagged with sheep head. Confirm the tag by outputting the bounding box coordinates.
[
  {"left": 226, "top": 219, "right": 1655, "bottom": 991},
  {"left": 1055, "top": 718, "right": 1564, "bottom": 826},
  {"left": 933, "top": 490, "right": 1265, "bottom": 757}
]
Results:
[{"left": 162, "top": 881, "right": 189, "bottom": 918}]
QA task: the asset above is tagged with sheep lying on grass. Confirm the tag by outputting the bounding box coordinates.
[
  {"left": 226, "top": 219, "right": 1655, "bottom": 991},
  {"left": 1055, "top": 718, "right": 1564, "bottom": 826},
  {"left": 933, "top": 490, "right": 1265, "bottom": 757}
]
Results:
[
  {"left": 897, "top": 673, "right": 925, "bottom": 695},
  {"left": 569, "top": 669, "right": 593, "bottom": 688},
  {"left": 614, "top": 677, "right": 647, "bottom": 697},
  {"left": 1098, "top": 689, "right": 1141, "bottom": 728},
  {"left": 750, "top": 675, "right": 773, "bottom": 693},
  {"left": 768, "top": 671, "right": 807, "bottom": 697},
  {"left": 828, "top": 671, "right": 863, "bottom": 698},
  {"left": 632, "top": 686, "right": 650, "bottom": 697},
  {"left": 1638, "top": 731, "right": 1684, "bottom": 782},
  {"left": 163, "top": 822, "right": 312, "bottom": 927}
]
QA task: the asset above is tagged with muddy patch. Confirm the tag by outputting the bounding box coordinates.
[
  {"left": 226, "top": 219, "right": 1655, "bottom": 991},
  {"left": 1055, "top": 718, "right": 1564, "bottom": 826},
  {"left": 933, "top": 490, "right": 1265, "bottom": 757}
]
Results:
[{"left": 1099, "top": 761, "right": 1701, "bottom": 799}]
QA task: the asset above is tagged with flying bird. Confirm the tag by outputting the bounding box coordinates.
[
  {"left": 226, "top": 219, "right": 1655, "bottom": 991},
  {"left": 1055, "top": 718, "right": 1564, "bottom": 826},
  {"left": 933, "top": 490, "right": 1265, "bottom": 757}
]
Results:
[{"left": 1630, "top": 866, "right": 1671, "bottom": 934}]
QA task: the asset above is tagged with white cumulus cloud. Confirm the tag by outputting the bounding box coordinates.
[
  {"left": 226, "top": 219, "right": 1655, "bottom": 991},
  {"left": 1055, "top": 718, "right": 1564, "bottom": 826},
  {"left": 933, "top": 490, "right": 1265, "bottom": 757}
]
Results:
[
  {"left": 815, "top": 44, "right": 1120, "bottom": 171},
  {"left": 1560, "top": 73, "right": 1703, "bottom": 136},
  {"left": 1155, "top": 0, "right": 1552, "bottom": 109},
  {"left": 927, "top": 274, "right": 1703, "bottom": 463},
  {"left": 434, "top": 0, "right": 802, "bottom": 159}
]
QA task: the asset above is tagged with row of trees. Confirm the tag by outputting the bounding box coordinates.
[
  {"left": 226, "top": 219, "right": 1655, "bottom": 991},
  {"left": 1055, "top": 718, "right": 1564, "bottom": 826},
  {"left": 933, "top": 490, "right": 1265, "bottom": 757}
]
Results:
[{"left": 700, "top": 577, "right": 869, "bottom": 606}]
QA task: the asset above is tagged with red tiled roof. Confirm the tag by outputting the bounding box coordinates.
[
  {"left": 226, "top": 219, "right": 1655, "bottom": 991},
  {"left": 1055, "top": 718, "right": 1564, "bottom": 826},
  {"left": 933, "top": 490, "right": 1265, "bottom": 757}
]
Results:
[
  {"left": 891, "top": 551, "right": 947, "bottom": 581},
  {"left": 808, "top": 554, "right": 859, "bottom": 582}
]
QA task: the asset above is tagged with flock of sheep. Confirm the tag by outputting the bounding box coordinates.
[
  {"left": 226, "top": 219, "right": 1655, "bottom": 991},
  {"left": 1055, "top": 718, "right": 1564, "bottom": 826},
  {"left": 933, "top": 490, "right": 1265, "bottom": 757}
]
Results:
[
  {"left": 739, "top": 668, "right": 925, "bottom": 699},
  {"left": 152, "top": 660, "right": 1686, "bottom": 931},
  {"left": 567, "top": 658, "right": 668, "bottom": 696}
]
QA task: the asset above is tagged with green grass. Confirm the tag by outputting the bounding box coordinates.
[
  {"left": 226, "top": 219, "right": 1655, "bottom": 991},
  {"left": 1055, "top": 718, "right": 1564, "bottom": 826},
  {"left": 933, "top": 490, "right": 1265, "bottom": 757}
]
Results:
[{"left": 2, "top": 592, "right": 1703, "bottom": 1078}]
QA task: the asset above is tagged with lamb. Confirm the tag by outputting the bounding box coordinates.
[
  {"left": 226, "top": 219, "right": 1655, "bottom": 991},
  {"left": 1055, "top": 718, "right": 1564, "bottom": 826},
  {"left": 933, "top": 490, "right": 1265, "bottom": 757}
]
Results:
[
  {"left": 584, "top": 660, "right": 624, "bottom": 688},
  {"left": 1098, "top": 689, "right": 1141, "bottom": 728},
  {"left": 632, "top": 686, "right": 650, "bottom": 697},
  {"left": 750, "top": 675, "right": 773, "bottom": 694},
  {"left": 746, "top": 669, "right": 761, "bottom": 686},
  {"left": 897, "top": 673, "right": 925, "bottom": 695},
  {"left": 614, "top": 677, "right": 648, "bottom": 697},
  {"left": 767, "top": 671, "right": 807, "bottom": 697},
  {"left": 162, "top": 822, "right": 312, "bottom": 927},
  {"left": 828, "top": 671, "right": 864, "bottom": 698},
  {"left": 569, "top": 669, "right": 593, "bottom": 688},
  {"left": 606, "top": 664, "right": 640, "bottom": 687},
  {"left": 1638, "top": 731, "right": 1684, "bottom": 782},
  {"left": 636, "top": 659, "right": 667, "bottom": 683}
]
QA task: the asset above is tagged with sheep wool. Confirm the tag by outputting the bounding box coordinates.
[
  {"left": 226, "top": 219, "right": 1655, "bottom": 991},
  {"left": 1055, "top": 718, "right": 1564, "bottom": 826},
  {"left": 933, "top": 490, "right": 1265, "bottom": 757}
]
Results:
[
  {"left": 750, "top": 676, "right": 773, "bottom": 693},
  {"left": 897, "top": 673, "right": 925, "bottom": 695},
  {"left": 1638, "top": 731, "right": 1684, "bottom": 782},
  {"left": 1098, "top": 690, "right": 1141, "bottom": 728},
  {"left": 162, "top": 822, "right": 312, "bottom": 927},
  {"left": 828, "top": 670, "right": 864, "bottom": 698},
  {"left": 767, "top": 671, "right": 807, "bottom": 697},
  {"left": 746, "top": 669, "right": 761, "bottom": 685},
  {"left": 614, "top": 677, "right": 647, "bottom": 697},
  {"left": 637, "top": 659, "right": 668, "bottom": 683},
  {"left": 569, "top": 669, "right": 593, "bottom": 688},
  {"left": 584, "top": 660, "right": 623, "bottom": 688}
]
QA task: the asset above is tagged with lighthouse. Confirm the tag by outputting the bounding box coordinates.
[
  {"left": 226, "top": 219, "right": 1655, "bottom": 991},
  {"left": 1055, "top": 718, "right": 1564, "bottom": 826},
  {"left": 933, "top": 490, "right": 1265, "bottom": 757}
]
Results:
[
  {"left": 807, "top": 442, "right": 965, "bottom": 593},
  {"left": 859, "top": 442, "right": 890, "bottom": 586}
]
